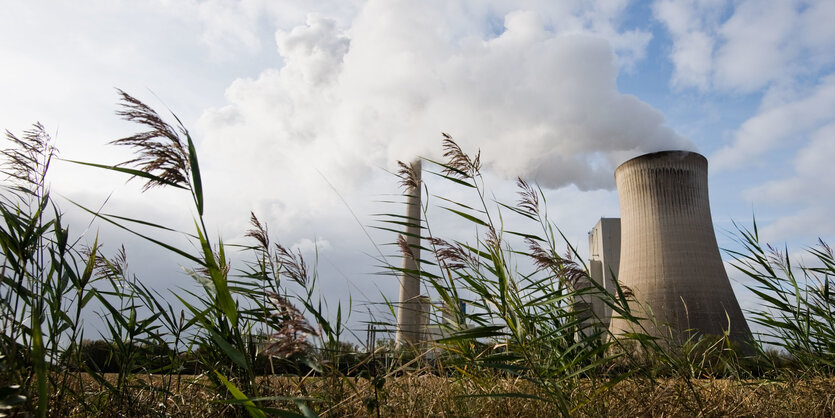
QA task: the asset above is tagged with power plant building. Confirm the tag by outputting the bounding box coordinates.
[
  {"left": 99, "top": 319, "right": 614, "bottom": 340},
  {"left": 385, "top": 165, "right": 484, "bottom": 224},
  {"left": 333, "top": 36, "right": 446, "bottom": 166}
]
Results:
[
  {"left": 586, "top": 218, "right": 621, "bottom": 329},
  {"left": 394, "top": 150, "right": 750, "bottom": 347},
  {"left": 589, "top": 151, "right": 750, "bottom": 345}
]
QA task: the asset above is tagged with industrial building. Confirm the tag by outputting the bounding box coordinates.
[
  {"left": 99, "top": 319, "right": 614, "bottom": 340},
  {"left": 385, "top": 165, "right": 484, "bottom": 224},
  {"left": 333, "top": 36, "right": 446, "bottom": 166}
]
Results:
[
  {"left": 597, "top": 151, "right": 751, "bottom": 345},
  {"left": 585, "top": 218, "right": 621, "bottom": 330},
  {"left": 394, "top": 150, "right": 751, "bottom": 348}
]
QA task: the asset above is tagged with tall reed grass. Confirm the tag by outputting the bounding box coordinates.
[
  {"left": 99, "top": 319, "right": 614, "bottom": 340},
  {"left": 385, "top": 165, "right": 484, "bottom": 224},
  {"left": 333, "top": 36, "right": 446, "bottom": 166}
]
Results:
[{"left": 0, "top": 92, "right": 832, "bottom": 416}]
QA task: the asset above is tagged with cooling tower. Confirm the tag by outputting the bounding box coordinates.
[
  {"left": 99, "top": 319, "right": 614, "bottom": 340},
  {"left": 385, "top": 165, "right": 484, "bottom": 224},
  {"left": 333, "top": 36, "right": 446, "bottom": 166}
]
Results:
[
  {"left": 608, "top": 151, "right": 751, "bottom": 345},
  {"left": 395, "top": 160, "right": 428, "bottom": 346}
]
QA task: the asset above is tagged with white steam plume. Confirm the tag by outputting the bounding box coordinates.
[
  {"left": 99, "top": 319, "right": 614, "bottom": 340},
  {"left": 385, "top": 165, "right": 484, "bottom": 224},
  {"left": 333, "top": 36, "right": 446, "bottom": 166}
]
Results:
[{"left": 199, "top": 2, "right": 692, "bottom": 193}]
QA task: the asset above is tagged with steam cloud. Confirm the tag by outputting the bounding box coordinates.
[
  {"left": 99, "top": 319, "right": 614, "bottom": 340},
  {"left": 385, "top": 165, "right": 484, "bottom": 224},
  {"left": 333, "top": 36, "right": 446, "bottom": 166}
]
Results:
[{"left": 199, "top": 2, "right": 693, "bottom": 192}]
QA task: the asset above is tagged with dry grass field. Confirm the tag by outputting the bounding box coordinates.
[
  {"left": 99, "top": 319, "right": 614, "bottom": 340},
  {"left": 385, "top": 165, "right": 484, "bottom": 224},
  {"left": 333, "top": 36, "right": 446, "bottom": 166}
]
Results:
[{"left": 41, "top": 373, "right": 835, "bottom": 417}]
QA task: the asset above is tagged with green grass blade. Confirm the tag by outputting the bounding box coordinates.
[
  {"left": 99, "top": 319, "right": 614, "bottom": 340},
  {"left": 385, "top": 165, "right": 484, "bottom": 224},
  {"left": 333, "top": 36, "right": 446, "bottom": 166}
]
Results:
[
  {"left": 195, "top": 225, "right": 238, "bottom": 326},
  {"left": 63, "top": 159, "right": 188, "bottom": 190},
  {"left": 208, "top": 328, "right": 249, "bottom": 370},
  {"left": 437, "top": 325, "right": 507, "bottom": 342},
  {"left": 213, "top": 371, "right": 266, "bottom": 418},
  {"left": 65, "top": 197, "right": 203, "bottom": 265},
  {"left": 185, "top": 132, "right": 204, "bottom": 216},
  {"left": 441, "top": 206, "right": 489, "bottom": 227}
]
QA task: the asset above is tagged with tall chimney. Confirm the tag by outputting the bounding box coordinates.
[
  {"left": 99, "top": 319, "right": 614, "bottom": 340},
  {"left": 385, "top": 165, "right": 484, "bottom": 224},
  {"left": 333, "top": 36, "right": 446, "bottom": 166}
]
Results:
[
  {"left": 395, "top": 159, "right": 425, "bottom": 346},
  {"left": 608, "top": 151, "right": 751, "bottom": 345}
]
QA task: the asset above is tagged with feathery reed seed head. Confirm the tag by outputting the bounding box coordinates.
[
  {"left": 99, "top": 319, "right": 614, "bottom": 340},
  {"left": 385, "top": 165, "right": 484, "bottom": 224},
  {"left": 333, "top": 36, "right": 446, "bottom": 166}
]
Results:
[
  {"left": 111, "top": 89, "right": 191, "bottom": 191},
  {"left": 275, "top": 244, "right": 309, "bottom": 288},
  {"left": 516, "top": 177, "right": 540, "bottom": 216},
  {"left": 2, "top": 123, "right": 55, "bottom": 195},
  {"left": 245, "top": 211, "right": 270, "bottom": 251},
  {"left": 441, "top": 133, "right": 480, "bottom": 178},
  {"left": 397, "top": 233, "right": 416, "bottom": 261},
  {"left": 264, "top": 292, "right": 318, "bottom": 358},
  {"left": 525, "top": 237, "right": 587, "bottom": 287},
  {"left": 396, "top": 160, "right": 420, "bottom": 191},
  {"left": 485, "top": 226, "right": 500, "bottom": 249},
  {"left": 429, "top": 237, "right": 473, "bottom": 270},
  {"left": 89, "top": 245, "right": 129, "bottom": 280}
]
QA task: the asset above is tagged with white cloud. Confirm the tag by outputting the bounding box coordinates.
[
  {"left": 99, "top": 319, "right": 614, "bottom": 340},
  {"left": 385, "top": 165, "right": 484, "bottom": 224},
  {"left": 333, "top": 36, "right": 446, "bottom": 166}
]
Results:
[
  {"left": 156, "top": 0, "right": 364, "bottom": 61},
  {"left": 653, "top": 0, "right": 835, "bottom": 243},
  {"left": 275, "top": 14, "right": 350, "bottom": 86},
  {"left": 291, "top": 237, "right": 332, "bottom": 255},
  {"left": 652, "top": 0, "right": 728, "bottom": 90},
  {"left": 197, "top": 1, "right": 690, "bottom": 224},
  {"left": 758, "top": 208, "right": 835, "bottom": 244},
  {"left": 195, "top": 0, "right": 265, "bottom": 57},
  {"left": 800, "top": 1, "right": 835, "bottom": 55},
  {"left": 712, "top": 74, "right": 835, "bottom": 170},
  {"left": 742, "top": 122, "right": 835, "bottom": 241},
  {"left": 654, "top": 0, "right": 835, "bottom": 93},
  {"left": 713, "top": 0, "right": 799, "bottom": 92}
]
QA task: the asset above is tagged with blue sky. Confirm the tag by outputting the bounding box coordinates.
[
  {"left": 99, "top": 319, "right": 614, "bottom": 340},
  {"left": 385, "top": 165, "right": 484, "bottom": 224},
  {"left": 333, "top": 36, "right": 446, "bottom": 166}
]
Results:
[{"left": 1, "top": 0, "right": 834, "bottom": 333}]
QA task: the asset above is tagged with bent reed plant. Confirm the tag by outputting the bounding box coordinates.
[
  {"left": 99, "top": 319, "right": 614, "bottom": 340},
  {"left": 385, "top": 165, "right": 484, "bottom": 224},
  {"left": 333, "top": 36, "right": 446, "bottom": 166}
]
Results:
[
  {"left": 729, "top": 221, "right": 835, "bottom": 375},
  {"left": 0, "top": 123, "right": 101, "bottom": 417},
  {"left": 0, "top": 91, "right": 832, "bottom": 416}
]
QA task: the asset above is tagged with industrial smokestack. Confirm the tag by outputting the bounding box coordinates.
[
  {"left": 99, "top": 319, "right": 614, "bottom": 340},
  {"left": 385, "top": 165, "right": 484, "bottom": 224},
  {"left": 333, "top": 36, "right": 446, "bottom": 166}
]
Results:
[
  {"left": 395, "top": 159, "right": 426, "bottom": 346},
  {"left": 608, "top": 151, "right": 751, "bottom": 345}
]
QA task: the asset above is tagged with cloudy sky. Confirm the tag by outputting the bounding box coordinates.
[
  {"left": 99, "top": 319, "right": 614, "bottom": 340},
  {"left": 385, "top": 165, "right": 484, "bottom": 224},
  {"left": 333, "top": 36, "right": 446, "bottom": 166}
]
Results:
[{"left": 2, "top": 0, "right": 834, "bottom": 336}]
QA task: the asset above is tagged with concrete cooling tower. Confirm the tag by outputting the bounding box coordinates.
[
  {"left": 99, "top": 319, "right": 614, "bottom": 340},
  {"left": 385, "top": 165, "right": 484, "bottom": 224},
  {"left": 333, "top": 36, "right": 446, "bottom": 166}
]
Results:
[{"left": 607, "top": 151, "right": 751, "bottom": 345}]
